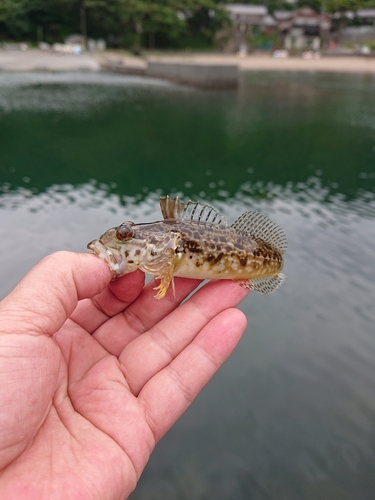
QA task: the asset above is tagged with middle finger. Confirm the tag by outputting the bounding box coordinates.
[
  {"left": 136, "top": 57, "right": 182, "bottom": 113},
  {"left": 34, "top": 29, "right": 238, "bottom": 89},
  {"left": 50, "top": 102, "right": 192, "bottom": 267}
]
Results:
[{"left": 92, "top": 276, "right": 202, "bottom": 356}]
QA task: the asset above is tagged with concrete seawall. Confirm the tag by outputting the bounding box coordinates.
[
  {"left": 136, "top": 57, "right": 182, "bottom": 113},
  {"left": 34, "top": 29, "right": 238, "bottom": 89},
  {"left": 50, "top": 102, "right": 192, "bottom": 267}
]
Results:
[
  {"left": 99, "top": 56, "right": 238, "bottom": 89},
  {"left": 99, "top": 56, "right": 146, "bottom": 76},
  {"left": 146, "top": 61, "right": 238, "bottom": 89}
]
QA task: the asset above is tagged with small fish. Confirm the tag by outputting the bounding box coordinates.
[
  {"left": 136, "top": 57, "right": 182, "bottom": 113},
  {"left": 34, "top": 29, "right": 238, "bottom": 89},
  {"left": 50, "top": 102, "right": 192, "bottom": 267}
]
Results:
[{"left": 87, "top": 196, "right": 287, "bottom": 299}]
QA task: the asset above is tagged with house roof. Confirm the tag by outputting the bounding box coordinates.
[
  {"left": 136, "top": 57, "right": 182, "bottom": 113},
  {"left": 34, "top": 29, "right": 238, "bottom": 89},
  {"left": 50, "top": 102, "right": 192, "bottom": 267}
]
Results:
[
  {"left": 224, "top": 4, "right": 268, "bottom": 16},
  {"left": 274, "top": 10, "right": 295, "bottom": 21},
  {"left": 276, "top": 7, "right": 331, "bottom": 31},
  {"left": 294, "top": 7, "right": 320, "bottom": 18},
  {"left": 357, "top": 8, "right": 375, "bottom": 17},
  {"left": 262, "top": 15, "right": 277, "bottom": 26}
]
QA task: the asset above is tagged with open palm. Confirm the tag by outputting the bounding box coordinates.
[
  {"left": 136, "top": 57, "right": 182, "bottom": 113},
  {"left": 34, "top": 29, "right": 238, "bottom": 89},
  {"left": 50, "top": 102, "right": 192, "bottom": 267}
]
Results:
[{"left": 0, "top": 252, "right": 248, "bottom": 499}]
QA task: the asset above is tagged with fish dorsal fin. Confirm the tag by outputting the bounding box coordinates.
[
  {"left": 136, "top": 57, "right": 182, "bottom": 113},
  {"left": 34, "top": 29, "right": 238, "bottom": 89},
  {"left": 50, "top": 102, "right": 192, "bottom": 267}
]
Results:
[
  {"left": 231, "top": 211, "right": 287, "bottom": 253},
  {"left": 160, "top": 196, "right": 228, "bottom": 226},
  {"left": 160, "top": 196, "right": 187, "bottom": 220}
]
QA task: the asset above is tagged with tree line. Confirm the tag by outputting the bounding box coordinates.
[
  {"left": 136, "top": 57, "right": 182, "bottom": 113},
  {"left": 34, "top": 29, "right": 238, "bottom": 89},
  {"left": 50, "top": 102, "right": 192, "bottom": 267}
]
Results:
[
  {"left": 0, "top": 0, "right": 230, "bottom": 49},
  {"left": 0, "top": 0, "right": 374, "bottom": 49}
]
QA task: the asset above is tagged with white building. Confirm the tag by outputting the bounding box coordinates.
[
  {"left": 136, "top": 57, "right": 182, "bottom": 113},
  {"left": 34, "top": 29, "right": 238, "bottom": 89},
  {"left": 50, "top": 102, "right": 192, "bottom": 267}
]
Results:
[{"left": 221, "top": 4, "right": 276, "bottom": 52}]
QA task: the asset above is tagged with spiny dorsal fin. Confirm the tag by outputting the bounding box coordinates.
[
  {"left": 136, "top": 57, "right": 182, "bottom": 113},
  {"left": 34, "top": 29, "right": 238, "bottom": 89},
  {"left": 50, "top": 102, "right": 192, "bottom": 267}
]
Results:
[
  {"left": 160, "top": 196, "right": 227, "bottom": 226},
  {"left": 231, "top": 211, "right": 287, "bottom": 253},
  {"left": 160, "top": 196, "right": 187, "bottom": 220}
]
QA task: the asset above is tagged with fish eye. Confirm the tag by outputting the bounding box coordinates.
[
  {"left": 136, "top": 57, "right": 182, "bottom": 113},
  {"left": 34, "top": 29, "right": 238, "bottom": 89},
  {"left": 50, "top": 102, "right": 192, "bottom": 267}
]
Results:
[{"left": 116, "top": 222, "right": 134, "bottom": 241}]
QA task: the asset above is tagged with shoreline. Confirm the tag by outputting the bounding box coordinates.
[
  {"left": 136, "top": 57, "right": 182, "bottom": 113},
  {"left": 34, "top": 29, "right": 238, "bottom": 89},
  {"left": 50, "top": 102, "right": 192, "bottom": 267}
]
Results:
[
  {"left": 1, "top": 49, "right": 375, "bottom": 75},
  {"left": 144, "top": 53, "right": 375, "bottom": 74},
  {"left": 240, "top": 54, "right": 375, "bottom": 74}
]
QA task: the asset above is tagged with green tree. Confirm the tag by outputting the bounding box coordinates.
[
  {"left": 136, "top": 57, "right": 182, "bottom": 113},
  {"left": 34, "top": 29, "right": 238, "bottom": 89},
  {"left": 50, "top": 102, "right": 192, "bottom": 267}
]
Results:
[
  {"left": 0, "top": 0, "right": 230, "bottom": 48},
  {"left": 0, "top": 0, "right": 30, "bottom": 39},
  {"left": 326, "top": 0, "right": 365, "bottom": 12},
  {"left": 0, "top": 0, "right": 82, "bottom": 41},
  {"left": 84, "top": 0, "right": 229, "bottom": 49},
  {"left": 181, "top": 0, "right": 229, "bottom": 47}
]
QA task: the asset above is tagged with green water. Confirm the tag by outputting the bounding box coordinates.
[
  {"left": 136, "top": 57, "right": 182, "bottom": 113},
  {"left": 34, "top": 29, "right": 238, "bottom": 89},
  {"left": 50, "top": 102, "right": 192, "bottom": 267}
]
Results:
[{"left": 1, "top": 70, "right": 375, "bottom": 499}]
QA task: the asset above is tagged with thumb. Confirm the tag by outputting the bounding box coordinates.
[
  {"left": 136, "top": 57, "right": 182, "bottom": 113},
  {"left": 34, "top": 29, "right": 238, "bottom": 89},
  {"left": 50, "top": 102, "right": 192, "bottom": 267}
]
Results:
[{"left": 0, "top": 251, "right": 111, "bottom": 337}]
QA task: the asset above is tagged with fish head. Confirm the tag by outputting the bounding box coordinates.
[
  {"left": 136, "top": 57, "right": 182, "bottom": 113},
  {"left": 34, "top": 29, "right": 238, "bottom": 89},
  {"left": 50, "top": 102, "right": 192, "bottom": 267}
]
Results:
[{"left": 87, "top": 221, "right": 148, "bottom": 278}]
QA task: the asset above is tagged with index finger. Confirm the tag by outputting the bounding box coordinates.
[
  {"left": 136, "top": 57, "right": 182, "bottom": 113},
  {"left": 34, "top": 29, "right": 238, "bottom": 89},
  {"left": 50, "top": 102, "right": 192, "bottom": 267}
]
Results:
[{"left": 69, "top": 269, "right": 146, "bottom": 333}]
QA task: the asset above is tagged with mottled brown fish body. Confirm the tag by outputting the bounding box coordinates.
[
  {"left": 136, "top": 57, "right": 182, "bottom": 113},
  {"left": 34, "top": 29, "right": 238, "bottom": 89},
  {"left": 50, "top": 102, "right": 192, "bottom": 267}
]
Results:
[
  {"left": 159, "top": 221, "right": 284, "bottom": 281},
  {"left": 87, "top": 196, "right": 287, "bottom": 298}
]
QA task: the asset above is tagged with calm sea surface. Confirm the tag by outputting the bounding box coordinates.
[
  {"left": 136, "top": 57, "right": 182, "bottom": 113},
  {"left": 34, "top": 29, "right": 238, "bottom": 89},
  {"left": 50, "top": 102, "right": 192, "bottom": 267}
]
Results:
[{"left": 1, "top": 70, "right": 375, "bottom": 499}]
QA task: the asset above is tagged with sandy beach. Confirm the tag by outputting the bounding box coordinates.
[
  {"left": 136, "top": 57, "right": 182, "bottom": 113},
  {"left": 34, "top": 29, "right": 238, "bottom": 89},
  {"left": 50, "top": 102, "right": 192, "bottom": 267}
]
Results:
[
  {"left": 190, "top": 53, "right": 375, "bottom": 74},
  {"left": 0, "top": 48, "right": 100, "bottom": 71},
  {"left": 143, "top": 52, "right": 375, "bottom": 74},
  {"left": 1, "top": 48, "right": 375, "bottom": 75}
]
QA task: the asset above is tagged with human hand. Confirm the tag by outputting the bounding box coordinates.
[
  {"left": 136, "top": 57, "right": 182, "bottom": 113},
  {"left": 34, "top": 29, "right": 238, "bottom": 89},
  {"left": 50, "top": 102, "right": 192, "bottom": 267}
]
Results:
[{"left": 0, "top": 251, "right": 248, "bottom": 499}]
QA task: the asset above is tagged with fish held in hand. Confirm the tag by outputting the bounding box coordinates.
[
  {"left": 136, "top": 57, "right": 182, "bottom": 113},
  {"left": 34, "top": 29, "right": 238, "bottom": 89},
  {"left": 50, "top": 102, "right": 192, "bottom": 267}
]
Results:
[{"left": 87, "top": 196, "right": 287, "bottom": 299}]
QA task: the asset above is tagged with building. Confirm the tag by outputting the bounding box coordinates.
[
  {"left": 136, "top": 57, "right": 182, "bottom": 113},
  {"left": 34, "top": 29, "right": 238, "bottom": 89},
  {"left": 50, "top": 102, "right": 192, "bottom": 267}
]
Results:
[
  {"left": 222, "top": 4, "right": 276, "bottom": 52},
  {"left": 356, "top": 8, "right": 375, "bottom": 24},
  {"left": 225, "top": 4, "right": 270, "bottom": 30},
  {"left": 276, "top": 7, "right": 331, "bottom": 50},
  {"left": 219, "top": 5, "right": 332, "bottom": 52}
]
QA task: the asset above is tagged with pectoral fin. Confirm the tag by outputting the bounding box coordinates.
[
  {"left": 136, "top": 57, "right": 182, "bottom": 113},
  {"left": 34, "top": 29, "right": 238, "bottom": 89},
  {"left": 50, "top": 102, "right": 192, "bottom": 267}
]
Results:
[
  {"left": 141, "top": 248, "right": 180, "bottom": 299},
  {"left": 153, "top": 248, "right": 182, "bottom": 299},
  {"left": 153, "top": 258, "right": 176, "bottom": 299}
]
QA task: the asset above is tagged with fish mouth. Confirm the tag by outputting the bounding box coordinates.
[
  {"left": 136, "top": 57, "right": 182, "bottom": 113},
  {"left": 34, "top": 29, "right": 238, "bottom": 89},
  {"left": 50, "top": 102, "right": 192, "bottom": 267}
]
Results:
[{"left": 87, "top": 239, "right": 128, "bottom": 277}]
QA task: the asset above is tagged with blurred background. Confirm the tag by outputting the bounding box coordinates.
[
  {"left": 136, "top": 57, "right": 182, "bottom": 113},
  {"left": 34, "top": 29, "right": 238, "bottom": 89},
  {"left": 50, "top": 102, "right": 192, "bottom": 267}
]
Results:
[
  {"left": 2, "top": 0, "right": 375, "bottom": 55},
  {"left": 1, "top": 2, "right": 375, "bottom": 500}
]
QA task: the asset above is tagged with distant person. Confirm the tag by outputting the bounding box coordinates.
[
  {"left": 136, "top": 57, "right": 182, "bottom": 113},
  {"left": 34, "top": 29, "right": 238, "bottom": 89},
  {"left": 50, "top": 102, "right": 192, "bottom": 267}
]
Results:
[{"left": 0, "top": 251, "right": 248, "bottom": 499}]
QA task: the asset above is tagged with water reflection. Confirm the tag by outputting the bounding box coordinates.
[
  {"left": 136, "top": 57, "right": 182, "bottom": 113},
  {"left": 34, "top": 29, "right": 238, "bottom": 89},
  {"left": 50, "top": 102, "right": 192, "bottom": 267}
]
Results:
[
  {"left": 1, "top": 70, "right": 375, "bottom": 499},
  {"left": 0, "top": 72, "right": 175, "bottom": 114},
  {"left": 1, "top": 182, "right": 375, "bottom": 500}
]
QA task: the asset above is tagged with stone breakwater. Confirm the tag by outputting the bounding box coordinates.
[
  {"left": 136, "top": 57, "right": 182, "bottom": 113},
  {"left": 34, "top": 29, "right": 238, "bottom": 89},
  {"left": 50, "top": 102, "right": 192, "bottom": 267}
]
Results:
[{"left": 99, "top": 56, "right": 239, "bottom": 89}]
